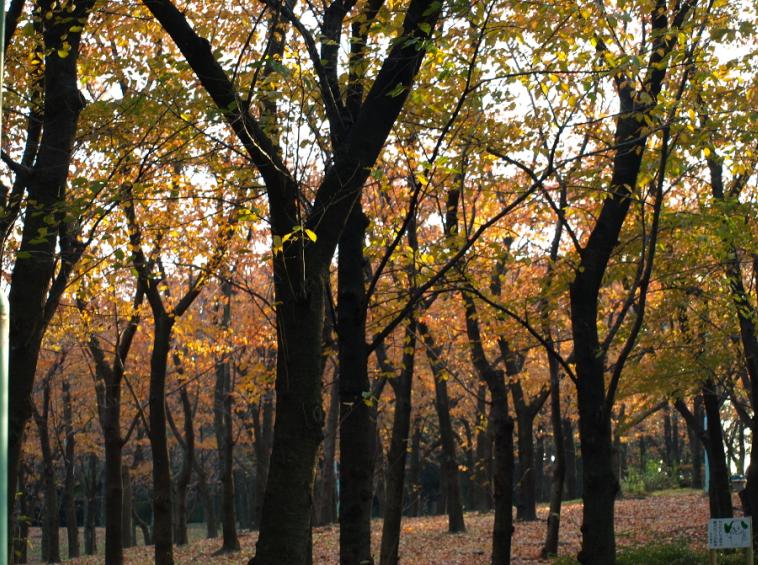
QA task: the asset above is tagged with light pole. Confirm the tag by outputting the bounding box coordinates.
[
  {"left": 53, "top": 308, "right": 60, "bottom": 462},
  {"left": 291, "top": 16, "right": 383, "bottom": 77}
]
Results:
[{"left": 0, "top": 0, "right": 9, "bottom": 562}]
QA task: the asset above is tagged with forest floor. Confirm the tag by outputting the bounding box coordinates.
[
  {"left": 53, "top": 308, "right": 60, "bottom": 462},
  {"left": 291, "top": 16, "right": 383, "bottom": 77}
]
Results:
[{"left": 30, "top": 488, "right": 718, "bottom": 564}]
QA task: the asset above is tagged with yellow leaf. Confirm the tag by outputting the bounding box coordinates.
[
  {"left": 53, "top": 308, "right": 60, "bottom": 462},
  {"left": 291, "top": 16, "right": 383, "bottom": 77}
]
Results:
[{"left": 304, "top": 229, "right": 317, "bottom": 242}]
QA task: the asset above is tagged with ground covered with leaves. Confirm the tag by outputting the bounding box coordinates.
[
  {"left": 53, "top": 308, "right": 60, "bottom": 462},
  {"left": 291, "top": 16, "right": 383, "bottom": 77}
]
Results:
[{"left": 37, "top": 489, "right": 718, "bottom": 564}]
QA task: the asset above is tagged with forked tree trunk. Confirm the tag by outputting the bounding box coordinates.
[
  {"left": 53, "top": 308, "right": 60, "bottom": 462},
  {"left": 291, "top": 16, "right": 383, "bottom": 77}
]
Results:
[{"left": 7, "top": 1, "right": 93, "bottom": 527}]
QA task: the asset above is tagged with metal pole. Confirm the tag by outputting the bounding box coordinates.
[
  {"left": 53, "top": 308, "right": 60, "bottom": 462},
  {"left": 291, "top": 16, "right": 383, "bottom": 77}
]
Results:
[
  {"left": 0, "top": 294, "right": 8, "bottom": 565},
  {"left": 0, "top": 0, "right": 9, "bottom": 561}
]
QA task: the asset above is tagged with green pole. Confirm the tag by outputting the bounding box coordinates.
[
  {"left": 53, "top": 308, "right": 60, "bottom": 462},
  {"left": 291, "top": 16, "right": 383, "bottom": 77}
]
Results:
[
  {"left": 0, "top": 0, "right": 9, "bottom": 562},
  {"left": 0, "top": 293, "right": 7, "bottom": 565}
]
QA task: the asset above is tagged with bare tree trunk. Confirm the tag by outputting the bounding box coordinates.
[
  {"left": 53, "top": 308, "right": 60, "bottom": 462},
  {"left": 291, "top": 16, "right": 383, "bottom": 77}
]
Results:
[
  {"left": 215, "top": 282, "right": 240, "bottom": 552},
  {"left": 83, "top": 454, "right": 99, "bottom": 555},
  {"left": 407, "top": 421, "right": 421, "bottom": 517},
  {"left": 542, "top": 360, "right": 565, "bottom": 557},
  {"left": 194, "top": 455, "right": 218, "bottom": 538},
  {"left": 13, "top": 461, "right": 30, "bottom": 564},
  {"left": 35, "top": 379, "right": 61, "bottom": 564},
  {"left": 378, "top": 323, "right": 416, "bottom": 565},
  {"left": 170, "top": 385, "right": 195, "bottom": 546},
  {"left": 62, "top": 379, "right": 80, "bottom": 558},
  {"left": 419, "top": 321, "right": 465, "bottom": 532},
  {"left": 122, "top": 465, "right": 134, "bottom": 548},
  {"left": 253, "top": 391, "right": 274, "bottom": 529},
  {"left": 315, "top": 373, "right": 339, "bottom": 526}
]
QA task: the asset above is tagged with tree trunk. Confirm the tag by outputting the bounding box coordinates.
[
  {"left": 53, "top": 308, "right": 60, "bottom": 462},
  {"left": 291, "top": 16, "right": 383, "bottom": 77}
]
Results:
[
  {"left": 13, "top": 461, "right": 30, "bottom": 564},
  {"left": 35, "top": 381, "right": 61, "bottom": 564},
  {"left": 173, "top": 387, "right": 195, "bottom": 546},
  {"left": 253, "top": 391, "right": 274, "bottom": 529},
  {"left": 337, "top": 204, "right": 375, "bottom": 565},
  {"left": 84, "top": 454, "right": 99, "bottom": 555},
  {"left": 542, "top": 358, "right": 565, "bottom": 557},
  {"left": 513, "top": 384, "right": 538, "bottom": 521},
  {"left": 315, "top": 373, "right": 338, "bottom": 526},
  {"left": 103, "top": 380, "right": 125, "bottom": 563},
  {"left": 62, "top": 379, "right": 80, "bottom": 558},
  {"left": 474, "top": 385, "right": 493, "bottom": 511},
  {"left": 252, "top": 262, "right": 327, "bottom": 565},
  {"left": 535, "top": 430, "right": 546, "bottom": 502},
  {"left": 407, "top": 420, "right": 421, "bottom": 517},
  {"left": 122, "top": 465, "right": 134, "bottom": 548},
  {"left": 215, "top": 281, "right": 240, "bottom": 552},
  {"left": 663, "top": 406, "right": 673, "bottom": 471},
  {"left": 7, "top": 3, "right": 92, "bottom": 527},
  {"left": 419, "top": 321, "right": 465, "bottom": 532},
  {"left": 195, "top": 456, "right": 218, "bottom": 538},
  {"left": 702, "top": 381, "right": 733, "bottom": 518},
  {"left": 563, "top": 419, "right": 579, "bottom": 499},
  {"left": 378, "top": 322, "right": 416, "bottom": 565},
  {"left": 689, "top": 399, "right": 703, "bottom": 488},
  {"left": 149, "top": 317, "right": 176, "bottom": 564},
  {"left": 490, "top": 386, "right": 514, "bottom": 565}
]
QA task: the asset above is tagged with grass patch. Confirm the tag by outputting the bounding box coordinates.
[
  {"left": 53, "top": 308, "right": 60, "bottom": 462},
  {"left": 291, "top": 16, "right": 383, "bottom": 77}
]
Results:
[{"left": 552, "top": 541, "right": 752, "bottom": 565}]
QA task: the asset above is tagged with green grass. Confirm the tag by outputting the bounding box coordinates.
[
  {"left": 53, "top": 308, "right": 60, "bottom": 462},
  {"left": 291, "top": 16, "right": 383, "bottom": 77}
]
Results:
[{"left": 552, "top": 542, "right": 753, "bottom": 565}]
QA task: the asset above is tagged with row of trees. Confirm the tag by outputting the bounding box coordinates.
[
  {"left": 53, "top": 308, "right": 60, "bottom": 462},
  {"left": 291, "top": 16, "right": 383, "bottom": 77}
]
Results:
[{"left": 1, "top": 0, "right": 755, "bottom": 563}]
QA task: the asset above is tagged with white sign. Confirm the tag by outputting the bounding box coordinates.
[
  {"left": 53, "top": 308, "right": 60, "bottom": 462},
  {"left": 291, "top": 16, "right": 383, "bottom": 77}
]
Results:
[{"left": 708, "top": 517, "right": 753, "bottom": 549}]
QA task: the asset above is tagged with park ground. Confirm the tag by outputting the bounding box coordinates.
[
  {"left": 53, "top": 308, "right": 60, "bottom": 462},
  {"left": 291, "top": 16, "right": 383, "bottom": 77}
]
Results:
[{"left": 29, "top": 489, "right": 722, "bottom": 564}]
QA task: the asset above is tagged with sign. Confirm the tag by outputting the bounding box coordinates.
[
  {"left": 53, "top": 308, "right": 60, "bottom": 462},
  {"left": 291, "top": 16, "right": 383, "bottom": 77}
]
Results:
[{"left": 708, "top": 517, "right": 753, "bottom": 549}]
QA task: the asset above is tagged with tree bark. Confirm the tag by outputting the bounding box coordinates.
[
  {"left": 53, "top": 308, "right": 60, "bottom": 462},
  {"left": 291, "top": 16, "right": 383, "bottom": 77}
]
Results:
[
  {"left": 379, "top": 322, "right": 417, "bottom": 565},
  {"left": 149, "top": 316, "right": 176, "bottom": 564},
  {"left": 13, "top": 461, "right": 30, "bottom": 564},
  {"left": 542, "top": 358, "right": 565, "bottom": 557},
  {"left": 62, "top": 378, "right": 80, "bottom": 558},
  {"left": 194, "top": 455, "right": 218, "bottom": 538},
  {"left": 702, "top": 382, "right": 733, "bottom": 518},
  {"left": 675, "top": 393, "right": 731, "bottom": 517},
  {"left": 214, "top": 281, "right": 240, "bottom": 552},
  {"left": 338, "top": 205, "right": 375, "bottom": 565},
  {"left": 462, "top": 293, "right": 513, "bottom": 565},
  {"left": 122, "top": 465, "right": 134, "bottom": 548},
  {"left": 315, "top": 372, "right": 339, "bottom": 526},
  {"left": 172, "top": 386, "right": 194, "bottom": 545},
  {"left": 252, "top": 391, "right": 274, "bottom": 529},
  {"left": 407, "top": 421, "right": 421, "bottom": 517},
  {"left": 35, "top": 379, "right": 61, "bottom": 564},
  {"left": 7, "top": 2, "right": 93, "bottom": 539},
  {"left": 83, "top": 454, "right": 99, "bottom": 555},
  {"left": 511, "top": 381, "right": 547, "bottom": 521},
  {"left": 419, "top": 321, "right": 465, "bottom": 532}
]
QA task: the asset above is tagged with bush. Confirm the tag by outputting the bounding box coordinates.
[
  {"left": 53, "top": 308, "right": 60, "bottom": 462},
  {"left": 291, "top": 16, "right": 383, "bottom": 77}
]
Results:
[{"left": 620, "top": 461, "right": 678, "bottom": 496}]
